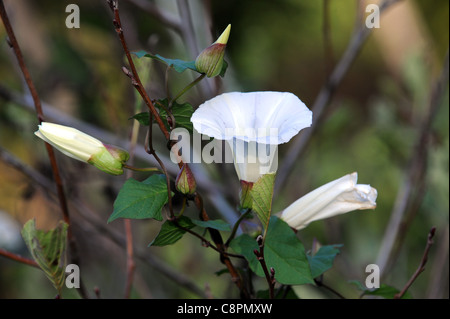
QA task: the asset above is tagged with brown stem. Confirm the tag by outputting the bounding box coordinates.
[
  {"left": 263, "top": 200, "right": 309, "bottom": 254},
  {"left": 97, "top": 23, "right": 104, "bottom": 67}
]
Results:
[
  {"left": 124, "top": 219, "right": 136, "bottom": 298},
  {"left": 107, "top": 0, "right": 170, "bottom": 140},
  {"left": 254, "top": 235, "right": 275, "bottom": 299},
  {"left": 0, "top": 0, "right": 88, "bottom": 299},
  {"left": 0, "top": 248, "right": 39, "bottom": 268},
  {"left": 394, "top": 227, "right": 436, "bottom": 299}
]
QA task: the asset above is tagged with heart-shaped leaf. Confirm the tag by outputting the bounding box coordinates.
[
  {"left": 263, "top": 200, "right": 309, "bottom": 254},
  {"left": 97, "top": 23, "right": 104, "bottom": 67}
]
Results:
[{"left": 109, "top": 175, "right": 170, "bottom": 222}]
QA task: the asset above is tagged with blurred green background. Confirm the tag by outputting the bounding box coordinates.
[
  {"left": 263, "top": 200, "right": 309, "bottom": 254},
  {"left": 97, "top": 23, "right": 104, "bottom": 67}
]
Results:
[{"left": 0, "top": 0, "right": 448, "bottom": 299}]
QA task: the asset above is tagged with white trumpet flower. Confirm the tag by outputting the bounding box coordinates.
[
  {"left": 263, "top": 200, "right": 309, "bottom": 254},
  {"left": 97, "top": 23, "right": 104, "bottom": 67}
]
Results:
[
  {"left": 280, "top": 172, "right": 377, "bottom": 230},
  {"left": 191, "top": 91, "right": 312, "bottom": 183},
  {"left": 35, "top": 122, "right": 129, "bottom": 175}
]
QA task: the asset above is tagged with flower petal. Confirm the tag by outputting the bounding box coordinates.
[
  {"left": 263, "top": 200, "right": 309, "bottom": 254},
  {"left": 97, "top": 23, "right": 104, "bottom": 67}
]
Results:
[
  {"left": 191, "top": 91, "right": 312, "bottom": 144},
  {"left": 280, "top": 173, "right": 377, "bottom": 230}
]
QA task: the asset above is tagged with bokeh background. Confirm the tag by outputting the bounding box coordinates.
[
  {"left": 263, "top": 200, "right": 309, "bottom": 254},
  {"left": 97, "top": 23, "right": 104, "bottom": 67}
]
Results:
[{"left": 0, "top": 0, "right": 448, "bottom": 298}]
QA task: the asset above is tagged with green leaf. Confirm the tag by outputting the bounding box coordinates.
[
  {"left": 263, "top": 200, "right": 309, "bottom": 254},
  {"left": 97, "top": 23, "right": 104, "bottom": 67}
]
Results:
[
  {"left": 133, "top": 51, "right": 197, "bottom": 73},
  {"left": 130, "top": 112, "right": 150, "bottom": 126},
  {"left": 230, "top": 216, "right": 314, "bottom": 285},
  {"left": 190, "top": 219, "right": 231, "bottom": 231},
  {"left": 132, "top": 50, "right": 228, "bottom": 77},
  {"left": 307, "top": 244, "right": 343, "bottom": 278},
  {"left": 21, "top": 219, "right": 68, "bottom": 294},
  {"left": 156, "top": 99, "right": 194, "bottom": 132},
  {"left": 250, "top": 173, "right": 276, "bottom": 234},
  {"left": 149, "top": 216, "right": 195, "bottom": 247},
  {"left": 218, "top": 60, "right": 228, "bottom": 78},
  {"left": 349, "top": 281, "right": 412, "bottom": 299},
  {"left": 130, "top": 100, "right": 194, "bottom": 132},
  {"left": 109, "top": 175, "right": 170, "bottom": 223}
]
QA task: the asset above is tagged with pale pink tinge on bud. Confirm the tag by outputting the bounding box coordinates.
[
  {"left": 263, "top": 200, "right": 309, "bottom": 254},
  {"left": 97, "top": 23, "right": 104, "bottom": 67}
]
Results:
[
  {"left": 175, "top": 164, "right": 197, "bottom": 195},
  {"left": 195, "top": 24, "right": 231, "bottom": 77}
]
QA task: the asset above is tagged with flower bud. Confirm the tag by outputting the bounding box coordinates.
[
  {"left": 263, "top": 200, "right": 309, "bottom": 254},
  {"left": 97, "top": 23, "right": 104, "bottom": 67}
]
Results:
[
  {"left": 175, "top": 164, "right": 197, "bottom": 195},
  {"left": 35, "top": 122, "right": 129, "bottom": 175},
  {"left": 195, "top": 24, "right": 230, "bottom": 77},
  {"left": 280, "top": 172, "right": 377, "bottom": 230}
]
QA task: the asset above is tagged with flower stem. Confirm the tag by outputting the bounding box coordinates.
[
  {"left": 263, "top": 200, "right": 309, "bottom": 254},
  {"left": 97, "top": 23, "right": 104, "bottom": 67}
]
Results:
[
  {"left": 123, "top": 164, "right": 161, "bottom": 173},
  {"left": 171, "top": 73, "right": 206, "bottom": 104},
  {"left": 225, "top": 209, "right": 251, "bottom": 247}
]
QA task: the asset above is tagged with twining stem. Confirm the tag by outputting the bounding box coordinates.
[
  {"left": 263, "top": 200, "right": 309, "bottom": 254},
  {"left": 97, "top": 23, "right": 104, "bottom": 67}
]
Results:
[
  {"left": 144, "top": 112, "right": 175, "bottom": 218},
  {"left": 177, "top": 197, "right": 187, "bottom": 218},
  {"left": 0, "top": 0, "right": 88, "bottom": 299},
  {"left": 225, "top": 209, "right": 251, "bottom": 247}
]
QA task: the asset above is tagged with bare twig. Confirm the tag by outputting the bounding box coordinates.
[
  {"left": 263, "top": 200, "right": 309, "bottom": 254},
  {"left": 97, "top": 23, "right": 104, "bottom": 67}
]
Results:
[
  {"left": 314, "top": 278, "right": 346, "bottom": 299},
  {"left": 0, "top": 248, "right": 38, "bottom": 268},
  {"left": 275, "top": 0, "right": 403, "bottom": 194},
  {"left": 394, "top": 227, "right": 436, "bottom": 299},
  {"left": 107, "top": 0, "right": 170, "bottom": 140},
  {"left": 376, "top": 50, "right": 449, "bottom": 274},
  {"left": 0, "top": 0, "right": 88, "bottom": 298}
]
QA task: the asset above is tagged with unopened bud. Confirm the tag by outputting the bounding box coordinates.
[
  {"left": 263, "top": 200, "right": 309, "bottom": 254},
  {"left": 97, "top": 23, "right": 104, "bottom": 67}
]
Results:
[
  {"left": 35, "top": 122, "right": 129, "bottom": 176},
  {"left": 195, "top": 24, "right": 230, "bottom": 77},
  {"left": 175, "top": 164, "right": 197, "bottom": 195}
]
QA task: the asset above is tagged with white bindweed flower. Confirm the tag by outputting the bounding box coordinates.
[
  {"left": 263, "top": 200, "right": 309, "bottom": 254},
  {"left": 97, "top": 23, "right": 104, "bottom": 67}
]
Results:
[
  {"left": 191, "top": 91, "right": 312, "bottom": 183},
  {"left": 35, "top": 122, "right": 129, "bottom": 175},
  {"left": 280, "top": 172, "right": 377, "bottom": 230}
]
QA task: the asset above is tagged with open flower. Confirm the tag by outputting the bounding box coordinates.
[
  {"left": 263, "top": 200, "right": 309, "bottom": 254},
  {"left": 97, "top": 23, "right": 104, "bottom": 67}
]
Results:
[
  {"left": 280, "top": 172, "right": 377, "bottom": 230},
  {"left": 35, "top": 122, "right": 129, "bottom": 175},
  {"left": 191, "top": 91, "right": 312, "bottom": 183}
]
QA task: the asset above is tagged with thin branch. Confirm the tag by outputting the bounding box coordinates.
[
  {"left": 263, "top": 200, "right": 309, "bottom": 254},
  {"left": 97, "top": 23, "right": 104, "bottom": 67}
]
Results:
[
  {"left": 254, "top": 235, "right": 276, "bottom": 299},
  {"left": 122, "top": 112, "right": 141, "bottom": 299},
  {"left": 107, "top": 0, "right": 170, "bottom": 140},
  {"left": 314, "top": 278, "right": 346, "bottom": 299},
  {"left": 394, "top": 227, "right": 436, "bottom": 299},
  {"left": 0, "top": 248, "right": 38, "bottom": 268},
  {"left": 0, "top": 0, "right": 88, "bottom": 299},
  {"left": 376, "top": 50, "right": 449, "bottom": 274},
  {"left": 275, "top": 0, "right": 403, "bottom": 194}
]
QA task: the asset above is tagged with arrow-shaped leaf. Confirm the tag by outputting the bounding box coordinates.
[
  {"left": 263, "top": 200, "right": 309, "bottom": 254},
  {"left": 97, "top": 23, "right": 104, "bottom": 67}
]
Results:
[{"left": 21, "top": 219, "right": 68, "bottom": 294}]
